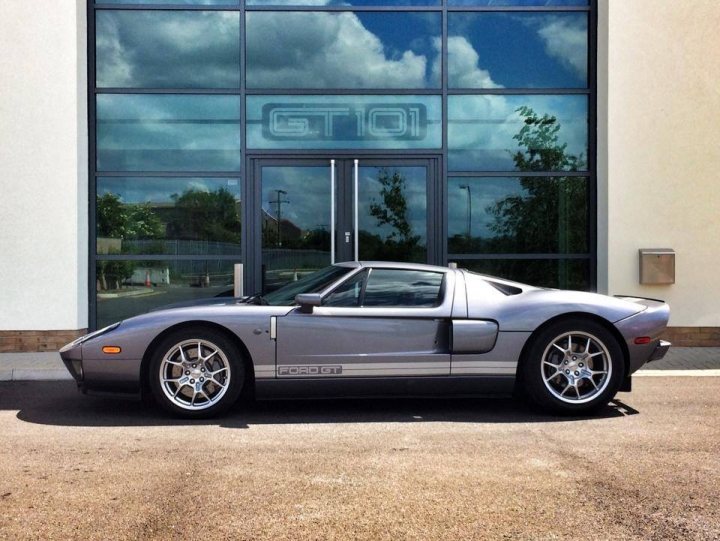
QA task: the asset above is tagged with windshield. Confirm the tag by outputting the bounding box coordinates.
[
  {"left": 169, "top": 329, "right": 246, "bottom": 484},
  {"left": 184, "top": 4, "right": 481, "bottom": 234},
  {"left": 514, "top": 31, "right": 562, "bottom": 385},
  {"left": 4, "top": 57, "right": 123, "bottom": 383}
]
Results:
[{"left": 262, "top": 265, "right": 354, "bottom": 306}]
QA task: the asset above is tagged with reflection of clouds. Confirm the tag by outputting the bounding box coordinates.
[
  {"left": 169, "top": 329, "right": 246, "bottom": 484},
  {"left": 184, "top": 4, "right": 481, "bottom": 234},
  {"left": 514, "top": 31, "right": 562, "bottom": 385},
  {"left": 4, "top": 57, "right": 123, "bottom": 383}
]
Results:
[
  {"left": 96, "top": 11, "right": 240, "bottom": 88},
  {"left": 447, "top": 178, "right": 520, "bottom": 240},
  {"left": 262, "top": 167, "right": 331, "bottom": 232},
  {"left": 448, "top": 12, "right": 586, "bottom": 88},
  {"left": 439, "top": 36, "right": 502, "bottom": 89},
  {"left": 534, "top": 15, "right": 587, "bottom": 81},
  {"left": 98, "top": 178, "right": 240, "bottom": 204},
  {"left": 246, "top": 12, "right": 438, "bottom": 88},
  {"left": 448, "top": 95, "right": 587, "bottom": 170},
  {"left": 259, "top": 165, "right": 427, "bottom": 241},
  {"left": 97, "top": 95, "right": 241, "bottom": 171}
]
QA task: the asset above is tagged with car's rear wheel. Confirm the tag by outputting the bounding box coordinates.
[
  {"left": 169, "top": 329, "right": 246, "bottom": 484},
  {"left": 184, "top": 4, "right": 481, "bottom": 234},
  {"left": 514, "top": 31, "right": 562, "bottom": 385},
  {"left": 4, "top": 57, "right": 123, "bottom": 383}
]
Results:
[
  {"left": 149, "top": 328, "right": 244, "bottom": 419},
  {"left": 521, "top": 320, "right": 624, "bottom": 415}
]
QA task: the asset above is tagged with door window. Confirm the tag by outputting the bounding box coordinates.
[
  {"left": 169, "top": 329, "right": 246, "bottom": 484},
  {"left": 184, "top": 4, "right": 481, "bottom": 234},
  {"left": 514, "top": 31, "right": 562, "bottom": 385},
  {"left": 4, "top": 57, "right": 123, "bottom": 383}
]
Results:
[
  {"left": 323, "top": 270, "right": 367, "bottom": 307},
  {"left": 363, "top": 269, "right": 443, "bottom": 307}
]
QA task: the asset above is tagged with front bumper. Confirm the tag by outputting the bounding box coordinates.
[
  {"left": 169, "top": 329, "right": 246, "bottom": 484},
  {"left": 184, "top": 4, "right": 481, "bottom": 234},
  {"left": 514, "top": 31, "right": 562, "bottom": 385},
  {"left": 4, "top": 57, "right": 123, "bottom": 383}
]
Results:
[
  {"left": 649, "top": 340, "right": 672, "bottom": 361},
  {"left": 59, "top": 341, "right": 84, "bottom": 383}
]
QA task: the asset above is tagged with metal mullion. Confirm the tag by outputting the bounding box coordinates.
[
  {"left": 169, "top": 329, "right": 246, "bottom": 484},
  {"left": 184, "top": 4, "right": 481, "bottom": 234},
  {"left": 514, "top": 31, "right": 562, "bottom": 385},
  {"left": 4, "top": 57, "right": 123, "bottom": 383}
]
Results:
[
  {"left": 447, "top": 171, "right": 590, "bottom": 178},
  {"left": 96, "top": 87, "right": 241, "bottom": 95},
  {"left": 88, "top": 0, "right": 98, "bottom": 330},
  {"left": 447, "top": 88, "right": 590, "bottom": 95},
  {"left": 95, "top": 171, "right": 242, "bottom": 177},
  {"left": 244, "top": 88, "right": 440, "bottom": 95},
  {"left": 240, "top": 0, "right": 247, "bottom": 286},
  {"left": 440, "top": 0, "right": 448, "bottom": 266},
  {"left": 448, "top": 254, "right": 591, "bottom": 261},
  {"left": 588, "top": 0, "right": 598, "bottom": 290},
  {"left": 446, "top": 6, "right": 590, "bottom": 13},
  {"left": 245, "top": 5, "right": 442, "bottom": 12},
  {"left": 99, "top": 254, "right": 243, "bottom": 261},
  {"left": 244, "top": 149, "right": 443, "bottom": 156},
  {"left": 94, "top": 4, "right": 241, "bottom": 11}
]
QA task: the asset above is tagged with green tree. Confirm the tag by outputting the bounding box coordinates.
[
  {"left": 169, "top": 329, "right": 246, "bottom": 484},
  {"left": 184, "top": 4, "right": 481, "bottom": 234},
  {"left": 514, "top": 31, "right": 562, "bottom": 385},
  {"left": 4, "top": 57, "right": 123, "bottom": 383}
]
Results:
[
  {"left": 97, "top": 193, "right": 164, "bottom": 240},
  {"left": 96, "top": 193, "right": 163, "bottom": 290},
  {"left": 168, "top": 188, "right": 241, "bottom": 245},
  {"left": 368, "top": 169, "right": 422, "bottom": 262},
  {"left": 485, "top": 107, "right": 588, "bottom": 288}
]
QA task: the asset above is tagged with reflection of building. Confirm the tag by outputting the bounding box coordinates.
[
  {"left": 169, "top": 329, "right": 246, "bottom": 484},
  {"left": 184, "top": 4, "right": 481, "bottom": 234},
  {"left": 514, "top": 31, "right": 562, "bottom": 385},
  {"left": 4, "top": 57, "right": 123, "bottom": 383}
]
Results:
[{"left": 2, "top": 1, "right": 720, "bottom": 347}]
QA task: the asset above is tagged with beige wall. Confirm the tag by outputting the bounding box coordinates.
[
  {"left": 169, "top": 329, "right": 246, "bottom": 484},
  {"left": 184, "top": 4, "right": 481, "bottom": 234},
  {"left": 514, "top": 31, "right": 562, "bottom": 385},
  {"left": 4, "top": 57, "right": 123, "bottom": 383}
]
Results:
[
  {"left": 601, "top": 0, "right": 720, "bottom": 326},
  {"left": 0, "top": 0, "right": 88, "bottom": 330}
]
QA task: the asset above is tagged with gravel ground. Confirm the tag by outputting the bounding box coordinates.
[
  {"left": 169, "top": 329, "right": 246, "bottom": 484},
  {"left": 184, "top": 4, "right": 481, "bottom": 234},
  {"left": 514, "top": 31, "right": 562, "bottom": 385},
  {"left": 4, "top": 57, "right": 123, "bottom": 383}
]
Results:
[{"left": 0, "top": 378, "right": 719, "bottom": 540}]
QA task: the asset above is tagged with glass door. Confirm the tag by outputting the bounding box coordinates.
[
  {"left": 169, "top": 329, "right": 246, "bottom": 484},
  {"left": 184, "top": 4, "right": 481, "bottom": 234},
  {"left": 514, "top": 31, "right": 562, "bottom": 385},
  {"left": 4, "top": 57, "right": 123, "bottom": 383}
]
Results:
[{"left": 253, "top": 157, "right": 437, "bottom": 293}]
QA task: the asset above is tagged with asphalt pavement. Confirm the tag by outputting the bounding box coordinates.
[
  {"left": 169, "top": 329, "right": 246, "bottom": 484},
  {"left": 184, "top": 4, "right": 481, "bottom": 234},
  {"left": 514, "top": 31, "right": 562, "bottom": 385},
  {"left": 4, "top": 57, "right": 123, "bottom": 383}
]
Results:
[{"left": 0, "top": 377, "right": 718, "bottom": 540}]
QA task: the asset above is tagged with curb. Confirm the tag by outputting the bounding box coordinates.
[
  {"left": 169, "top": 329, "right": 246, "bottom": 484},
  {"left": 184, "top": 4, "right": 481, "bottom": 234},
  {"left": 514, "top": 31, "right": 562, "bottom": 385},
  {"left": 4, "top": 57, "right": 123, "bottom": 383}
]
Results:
[
  {"left": 0, "top": 369, "right": 72, "bottom": 382},
  {"left": 635, "top": 369, "right": 720, "bottom": 377}
]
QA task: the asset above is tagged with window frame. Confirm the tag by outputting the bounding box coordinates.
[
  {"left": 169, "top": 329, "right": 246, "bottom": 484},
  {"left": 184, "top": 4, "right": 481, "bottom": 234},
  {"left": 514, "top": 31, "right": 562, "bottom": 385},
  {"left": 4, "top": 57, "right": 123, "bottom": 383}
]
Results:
[{"left": 88, "top": 0, "right": 597, "bottom": 329}]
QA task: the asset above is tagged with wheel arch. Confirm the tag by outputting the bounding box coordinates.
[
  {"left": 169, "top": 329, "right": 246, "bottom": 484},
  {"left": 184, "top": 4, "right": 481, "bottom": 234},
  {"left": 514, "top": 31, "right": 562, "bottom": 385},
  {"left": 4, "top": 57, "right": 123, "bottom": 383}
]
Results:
[
  {"left": 139, "top": 320, "right": 256, "bottom": 400},
  {"left": 514, "top": 312, "right": 630, "bottom": 391}
]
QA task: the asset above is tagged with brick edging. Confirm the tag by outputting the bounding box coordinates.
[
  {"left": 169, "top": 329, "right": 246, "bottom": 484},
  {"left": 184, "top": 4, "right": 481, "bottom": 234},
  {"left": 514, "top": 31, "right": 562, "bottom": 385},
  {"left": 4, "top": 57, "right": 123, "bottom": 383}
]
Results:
[
  {"left": 1, "top": 326, "right": 719, "bottom": 352},
  {"left": 0, "top": 330, "right": 87, "bottom": 353},
  {"left": 661, "top": 327, "right": 720, "bottom": 347}
]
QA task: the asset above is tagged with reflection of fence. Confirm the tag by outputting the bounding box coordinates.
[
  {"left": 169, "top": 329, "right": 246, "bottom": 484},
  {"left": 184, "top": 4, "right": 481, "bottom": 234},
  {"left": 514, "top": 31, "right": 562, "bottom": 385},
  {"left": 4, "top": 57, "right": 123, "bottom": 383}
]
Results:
[
  {"left": 262, "top": 249, "right": 329, "bottom": 270},
  {"left": 125, "top": 261, "right": 236, "bottom": 287},
  {"left": 122, "top": 239, "right": 242, "bottom": 256}
]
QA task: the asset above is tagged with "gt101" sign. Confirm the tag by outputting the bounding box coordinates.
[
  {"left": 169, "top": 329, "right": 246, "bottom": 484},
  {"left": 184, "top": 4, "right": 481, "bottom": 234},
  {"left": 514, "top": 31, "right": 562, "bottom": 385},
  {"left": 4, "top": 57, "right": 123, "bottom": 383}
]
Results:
[{"left": 262, "top": 103, "right": 427, "bottom": 141}]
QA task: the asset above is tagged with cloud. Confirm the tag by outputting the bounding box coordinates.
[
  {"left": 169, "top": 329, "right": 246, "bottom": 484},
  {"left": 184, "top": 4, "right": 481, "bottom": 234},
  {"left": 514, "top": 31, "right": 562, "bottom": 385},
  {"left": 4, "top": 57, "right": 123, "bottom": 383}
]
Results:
[
  {"left": 535, "top": 16, "right": 588, "bottom": 80},
  {"left": 448, "top": 94, "right": 588, "bottom": 171},
  {"left": 246, "top": 12, "right": 437, "bottom": 88},
  {"left": 433, "top": 36, "right": 503, "bottom": 89},
  {"left": 96, "top": 11, "right": 240, "bottom": 88}
]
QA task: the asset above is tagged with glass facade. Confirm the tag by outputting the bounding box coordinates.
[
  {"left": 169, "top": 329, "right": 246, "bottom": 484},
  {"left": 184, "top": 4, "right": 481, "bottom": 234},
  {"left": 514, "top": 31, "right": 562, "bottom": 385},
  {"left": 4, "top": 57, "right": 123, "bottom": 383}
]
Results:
[{"left": 89, "top": 0, "right": 595, "bottom": 328}]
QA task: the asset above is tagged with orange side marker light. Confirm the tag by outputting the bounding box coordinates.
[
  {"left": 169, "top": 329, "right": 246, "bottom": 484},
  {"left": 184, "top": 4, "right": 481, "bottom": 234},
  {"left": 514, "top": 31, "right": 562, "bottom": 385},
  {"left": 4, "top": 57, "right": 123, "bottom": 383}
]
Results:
[{"left": 102, "top": 346, "right": 122, "bottom": 354}]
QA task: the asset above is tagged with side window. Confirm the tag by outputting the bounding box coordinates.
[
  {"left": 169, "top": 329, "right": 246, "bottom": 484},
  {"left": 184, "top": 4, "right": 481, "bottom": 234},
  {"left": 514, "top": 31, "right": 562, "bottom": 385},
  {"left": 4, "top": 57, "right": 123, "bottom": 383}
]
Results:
[
  {"left": 363, "top": 269, "right": 444, "bottom": 308},
  {"left": 323, "top": 270, "right": 367, "bottom": 307}
]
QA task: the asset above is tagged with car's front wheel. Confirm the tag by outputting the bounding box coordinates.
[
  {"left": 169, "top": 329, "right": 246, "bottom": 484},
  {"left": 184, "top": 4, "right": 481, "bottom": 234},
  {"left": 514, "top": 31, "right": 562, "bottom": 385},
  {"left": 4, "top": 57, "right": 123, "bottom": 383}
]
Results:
[
  {"left": 521, "top": 320, "right": 625, "bottom": 415},
  {"left": 149, "top": 328, "right": 245, "bottom": 419}
]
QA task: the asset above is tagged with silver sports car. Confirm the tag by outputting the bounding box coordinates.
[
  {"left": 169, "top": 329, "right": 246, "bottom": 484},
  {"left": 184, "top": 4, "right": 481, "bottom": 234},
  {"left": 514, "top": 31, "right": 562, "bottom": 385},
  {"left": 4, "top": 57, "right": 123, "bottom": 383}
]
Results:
[{"left": 61, "top": 261, "right": 671, "bottom": 418}]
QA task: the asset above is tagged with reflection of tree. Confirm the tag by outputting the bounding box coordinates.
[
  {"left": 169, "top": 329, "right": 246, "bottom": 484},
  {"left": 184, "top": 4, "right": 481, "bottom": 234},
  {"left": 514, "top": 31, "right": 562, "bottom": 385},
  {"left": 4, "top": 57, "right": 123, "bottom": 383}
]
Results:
[
  {"left": 96, "top": 193, "right": 164, "bottom": 290},
  {"left": 367, "top": 168, "right": 422, "bottom": 262},
  {"left": 485, "top": 106, "right": 587, "bottom": 288},
  {"left": 167, "top": 188, "right": 241, "bottom": 244},
  {"left": 97, "top": 193, "right": 164, "bottom": 241}
]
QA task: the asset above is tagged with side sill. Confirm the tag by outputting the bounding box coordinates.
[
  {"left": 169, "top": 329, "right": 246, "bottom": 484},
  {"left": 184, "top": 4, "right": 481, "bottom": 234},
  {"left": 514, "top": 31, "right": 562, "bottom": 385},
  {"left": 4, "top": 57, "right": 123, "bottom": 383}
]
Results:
[{"left": 254, "top": 375, "right": 515, "bottom": 400}]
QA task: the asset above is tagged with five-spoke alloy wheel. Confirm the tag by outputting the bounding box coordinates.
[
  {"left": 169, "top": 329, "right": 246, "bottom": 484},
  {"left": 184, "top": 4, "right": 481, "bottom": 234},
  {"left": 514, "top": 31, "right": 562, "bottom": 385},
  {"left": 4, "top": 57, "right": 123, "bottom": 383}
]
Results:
[
  {"left": 522, "top": 320, "right": 624, "bottom": 414},
  {"left": 149, "top": 328, "right": 245, "bottom": 418}
]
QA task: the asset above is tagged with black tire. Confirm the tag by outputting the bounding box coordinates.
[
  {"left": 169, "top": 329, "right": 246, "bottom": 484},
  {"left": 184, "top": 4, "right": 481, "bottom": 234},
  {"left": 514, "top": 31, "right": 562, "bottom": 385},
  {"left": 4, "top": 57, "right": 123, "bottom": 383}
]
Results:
[
  {"left": 521, "top": 319, "right": 624, "bottom": 415},
  {"left": 149, "top": 328, "right": 245, "bottom": 419}
]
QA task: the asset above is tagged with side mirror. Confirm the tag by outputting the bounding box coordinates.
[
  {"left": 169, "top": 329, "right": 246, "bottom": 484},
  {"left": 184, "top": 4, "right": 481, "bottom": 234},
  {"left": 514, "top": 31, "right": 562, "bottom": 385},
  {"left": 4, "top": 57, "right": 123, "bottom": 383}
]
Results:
[{"left": 295, "top": 293, "right": 322, "bottom": 313}]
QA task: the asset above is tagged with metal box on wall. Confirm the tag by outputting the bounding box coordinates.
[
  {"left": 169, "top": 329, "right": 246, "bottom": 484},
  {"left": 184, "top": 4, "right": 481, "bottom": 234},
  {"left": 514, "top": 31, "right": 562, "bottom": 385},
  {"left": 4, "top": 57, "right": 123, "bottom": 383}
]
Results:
[{"left": 639, "top": 249, "right": 675, "bottom": 285}]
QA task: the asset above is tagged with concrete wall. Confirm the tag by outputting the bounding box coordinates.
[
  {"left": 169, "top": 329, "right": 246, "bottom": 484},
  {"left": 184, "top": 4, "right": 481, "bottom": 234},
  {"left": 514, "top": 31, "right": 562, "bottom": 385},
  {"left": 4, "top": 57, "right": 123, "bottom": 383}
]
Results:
[
  {"left": 0, "top": 0, "right": 88, "bottom": 330},
  {"left": 601, "top": 0, "right": 720, "bottom": 326}
]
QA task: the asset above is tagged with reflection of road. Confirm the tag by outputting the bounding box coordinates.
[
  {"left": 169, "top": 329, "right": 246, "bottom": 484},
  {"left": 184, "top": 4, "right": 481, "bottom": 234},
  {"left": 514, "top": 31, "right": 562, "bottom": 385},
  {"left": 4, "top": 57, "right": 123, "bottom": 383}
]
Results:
[{"left": 97, "top": 285, "right": 230, "bottom": 327}]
